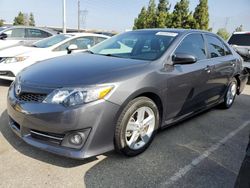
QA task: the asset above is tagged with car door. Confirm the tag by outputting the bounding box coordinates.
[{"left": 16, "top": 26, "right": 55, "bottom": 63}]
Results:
[
  {"left": 204, "top": 34, "right": 236, "bottom": 103},
  {"left": 165, "top": 33, "right": 212, "bottom": 120}
]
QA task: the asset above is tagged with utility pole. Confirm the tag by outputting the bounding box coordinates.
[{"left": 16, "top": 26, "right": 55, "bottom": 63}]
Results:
[
  {"left": 78, "top": 0, "right": 80, "bottom": 32},
  {"left": 62, "top": 0, "right": 66, "bottom": 33},
  {"left": 224, "top": 17, "right": 229, "bottom": 30}
]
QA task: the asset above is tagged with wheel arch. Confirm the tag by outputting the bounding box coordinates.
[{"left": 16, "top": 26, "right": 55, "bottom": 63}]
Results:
[{"left": 114, "top": 88, "right": 164, "bottom": 127}]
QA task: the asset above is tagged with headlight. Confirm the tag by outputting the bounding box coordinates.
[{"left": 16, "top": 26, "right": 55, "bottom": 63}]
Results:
[
  {"left": 43, "top": 85, "right": 114, "bottom": 107},
  {"left": 3, "top": 56, "right": 29, "bottom": 64}
]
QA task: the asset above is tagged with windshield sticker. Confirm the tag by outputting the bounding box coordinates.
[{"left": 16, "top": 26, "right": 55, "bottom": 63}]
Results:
[{"left": 156, "top": 32, "right": 178, "bottom": 37}]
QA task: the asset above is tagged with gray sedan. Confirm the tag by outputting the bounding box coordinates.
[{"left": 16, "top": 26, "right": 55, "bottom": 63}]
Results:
[
  {"left": 0, "top": 26, "right": 56, "bottom": 50},
  {"left": 7, "top": 29, "right": 248, "bottom": 159}
]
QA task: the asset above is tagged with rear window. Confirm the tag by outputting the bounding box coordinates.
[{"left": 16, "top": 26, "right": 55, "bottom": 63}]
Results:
[{"left": 228, "top": 33, "right": 250, "bottom": 46}]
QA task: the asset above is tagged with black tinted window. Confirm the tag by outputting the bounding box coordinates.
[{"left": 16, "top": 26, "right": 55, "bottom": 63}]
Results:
[
  {"left": 228, "top": 34, "right": 250, "bottom": 46},
  {"left": 206, "top": 35, "right": 225, "bottom": 58},
  {"left": 26, "top": 29, "right": 51, "bottom": 38},
  {"left": 175, "top": 33, "right": 206, "bottom": 60}
]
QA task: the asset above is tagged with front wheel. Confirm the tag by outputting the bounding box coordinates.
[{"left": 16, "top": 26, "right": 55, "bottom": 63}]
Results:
[
  {"left": 220, "top": 78, "right": 237, "bottom": 109},
  {"left": 115, "top": 97, "right": 159, "bottom": 156}
]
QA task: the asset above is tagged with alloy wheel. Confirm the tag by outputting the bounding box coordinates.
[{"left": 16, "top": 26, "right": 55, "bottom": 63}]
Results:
[{"left": 125, "top": 106, "right": 155, "bottom": 150}]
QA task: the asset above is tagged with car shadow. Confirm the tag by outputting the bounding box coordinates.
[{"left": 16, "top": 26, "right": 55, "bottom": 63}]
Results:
[
  {"left": 82, "top": 94, "right": 250, "bottom": 188},
  {"left": 0, "top": 110, "right": 98, "bottom": 168}
]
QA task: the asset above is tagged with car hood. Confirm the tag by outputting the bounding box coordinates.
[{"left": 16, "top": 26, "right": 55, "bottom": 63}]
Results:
[
  {"left": 19, "top": 53, "right": 150, "bottom": 87},
  {"left": 0, "top": 46, "right": 46, "bottom": 57}
]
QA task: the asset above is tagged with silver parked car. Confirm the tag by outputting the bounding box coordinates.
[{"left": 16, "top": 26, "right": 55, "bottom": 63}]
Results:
[
  {"left": 0, "top": 26, "right": 57, "bottom": 50},
  {"left": 7, "top": 29, "right": 248, "bottom": 159}
]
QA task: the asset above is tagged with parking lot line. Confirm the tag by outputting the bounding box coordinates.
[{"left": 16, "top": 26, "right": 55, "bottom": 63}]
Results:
[{"left": 159, "top": 120, "right": 250, "bottom": 187}]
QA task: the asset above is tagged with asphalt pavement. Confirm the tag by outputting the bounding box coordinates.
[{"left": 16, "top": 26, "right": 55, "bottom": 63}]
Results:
[{"left": 0, "top": 79, "right": 250, "bottom": 188}]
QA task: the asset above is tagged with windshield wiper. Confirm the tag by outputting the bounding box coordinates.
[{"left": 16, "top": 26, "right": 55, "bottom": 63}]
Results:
[
  {"left": 84, "top": 50, "right": 94, "bottom": 54},
  {"left": 103, "top": 54, "right": 121, "bottom": 58}
]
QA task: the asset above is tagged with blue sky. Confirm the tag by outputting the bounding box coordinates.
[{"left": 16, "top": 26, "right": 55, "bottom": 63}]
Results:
[{"left": 0, "top": 0, "right": 250, "bottom": 33}]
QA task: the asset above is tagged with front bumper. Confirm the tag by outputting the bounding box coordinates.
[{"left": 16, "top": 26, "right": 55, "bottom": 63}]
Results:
[{"left": 7, "top": 83, "right": 120, "bottom": 159}]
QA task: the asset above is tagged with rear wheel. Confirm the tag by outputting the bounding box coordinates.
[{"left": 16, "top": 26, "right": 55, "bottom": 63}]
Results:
[
  {"left": 115, "top": 97, "right": 159, "bottom": 156},
  {"left": 220, "top": 78, "right": 237, "bottom": 109}
]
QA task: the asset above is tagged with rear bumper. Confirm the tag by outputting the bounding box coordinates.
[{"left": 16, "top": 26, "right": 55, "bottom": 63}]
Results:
[{"left": 238, "top": 68, "right": 249, "bottom": 93}]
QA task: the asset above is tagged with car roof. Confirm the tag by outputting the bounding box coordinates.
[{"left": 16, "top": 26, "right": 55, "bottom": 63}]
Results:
[
  {"left": 0, "top": 26, "right": 57, "bottom": 34},
  {"left": 131, "top": 28, "right": 213, "bottom": 35},
  {"left": 65, "top": 32, "right": 110, "bottom": 38}
]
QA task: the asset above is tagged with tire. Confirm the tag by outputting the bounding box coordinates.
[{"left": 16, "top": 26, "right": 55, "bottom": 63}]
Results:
[
  {"left": 115, "top": 97, "right": 160, "bottom": 157},
  {"left": 220, "top": 78, "right": 237, "bottom": 109}
]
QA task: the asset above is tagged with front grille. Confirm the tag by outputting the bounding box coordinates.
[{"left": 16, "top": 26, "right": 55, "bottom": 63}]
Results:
[
  {"left": 18, "top": 93, "right": 47, "bottom": 103},
  {"left": 30, "top": 129, "right": 65, "bottom": 145}
]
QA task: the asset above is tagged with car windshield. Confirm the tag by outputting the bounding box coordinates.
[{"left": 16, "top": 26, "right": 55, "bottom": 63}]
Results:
[
  {"left": 228, "top": 33, "right": 250, "bottom": 46},
  {"left": 33, "top": 34, "right": 72, "bottom": 48},
  {"left": 90, "top": 31, "right": 178, "bottom": 61}
]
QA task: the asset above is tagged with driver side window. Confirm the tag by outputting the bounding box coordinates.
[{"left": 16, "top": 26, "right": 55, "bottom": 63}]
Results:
[{"left": 175, "top": 33, "right": 206, "bottom": 61}]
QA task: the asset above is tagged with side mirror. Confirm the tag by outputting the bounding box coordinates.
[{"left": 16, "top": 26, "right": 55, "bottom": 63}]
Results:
[
  {"left": 66, "top": 44, "right": 78, "bottom": 54},
  {"left": 172, "top": 53, "right": 197, "bottom": 65},
  {"left": 0, "top": 33, "right": 7, "bottom": 40}
]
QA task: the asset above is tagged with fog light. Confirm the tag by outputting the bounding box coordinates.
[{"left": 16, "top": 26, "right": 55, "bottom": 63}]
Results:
[
  {"left": 61, "top": 129, "right": 91, "bottom": 149},
  {"left": 69, "top": 133, "right": 83, "bottom": 145}
]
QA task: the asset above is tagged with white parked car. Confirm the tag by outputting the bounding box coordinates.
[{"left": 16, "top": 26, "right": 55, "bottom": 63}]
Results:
[
  {"left": 0, "top": 33, "right": 109, "bottom": 80},
  {"left": 0, "top": 26, "right": 57, "bottom": 50}
]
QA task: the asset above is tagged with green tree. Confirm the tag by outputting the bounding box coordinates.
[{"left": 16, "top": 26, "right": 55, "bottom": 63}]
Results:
[
  {"left": 235, "top": 25, "right": 243, "bottom": 32},
  {"left": 208, "top": 27, "right": 213, "bottom": 32},
  {"left": 156, "top": 0, "right": 170, "bottom": 28},
  {"left": 29, "top": 13, "right": 35, "bottom": 26},
  {"left": 133, "top": 7, "right": 147, "bottom": 29},
  {"left": 217, "top": 28, "right": 230, "bottom": 40},
  {"left": 0, "top": 19, "right": 4, "bottom": 27},
  {"left": 171, "top": 0, "right": 190, "bottom": 28},
  {"left": 146, "top": 0, "right": 157, "bottom": 28},
  {"left": 13, "top": 11, "right": 25, "bottom": 25},
  {"left": 184, "top": 12, "right": 196, "bottom": 29},
  {"left": 193, "top": 0, "right": 209, "bottom": 30}
]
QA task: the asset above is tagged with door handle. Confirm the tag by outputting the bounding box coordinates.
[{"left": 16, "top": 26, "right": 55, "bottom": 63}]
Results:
[{"left": 204, "top": 66, "right": 211, "bottom": 73}]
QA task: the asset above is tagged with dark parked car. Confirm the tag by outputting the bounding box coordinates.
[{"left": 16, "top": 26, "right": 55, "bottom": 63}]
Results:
[{"left": 7, "top": 29, "right": 248, "bottom": 159}]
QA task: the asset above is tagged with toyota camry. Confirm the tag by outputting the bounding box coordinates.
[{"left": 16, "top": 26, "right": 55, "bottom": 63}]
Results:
[{"left": 7, "top": 29, "right": 248, "bottom": 159}]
